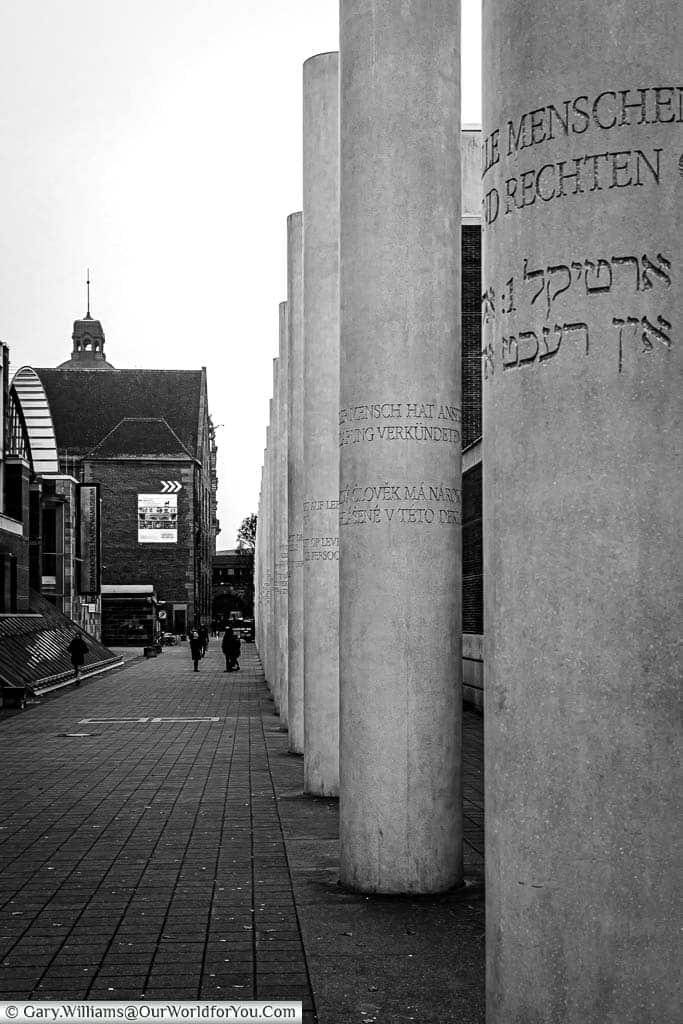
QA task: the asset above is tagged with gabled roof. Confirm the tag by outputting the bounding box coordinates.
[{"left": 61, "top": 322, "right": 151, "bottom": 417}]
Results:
[
  {"left": 88, "top": 417, "right": 192, "bottom": 459},
  {"left": 35, "top": 368, "right": 204, "bottom": 458}
]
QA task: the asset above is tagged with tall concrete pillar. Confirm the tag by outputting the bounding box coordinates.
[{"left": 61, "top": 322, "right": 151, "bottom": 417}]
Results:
[
  {"left": 261, "top": 452, "right": 269, "bottom": 675},
  {"left": 266, "top": 412, "right": 275, "bottom": 697},
  {"left": 268, "top": 423, "right": 276, "bottom": 688},
  {"left": 276, "top": 304, "right": 289, "bottom": 728},
  {"left": 255, "top": 477, "right": 262, "bottom": 653},
  {"left": 260, "top": 441, "right": 267, "bottom": 673},
  {"left": 303, "top": 52, "right": 340, "bottom": 796},
  {"left": 287, "top": 212, "right": 305, "bottom": 754},
  {"left": 339, "top": 2, "right": 462, "bottom": 892},
  {"left": 270, "top": 370, "right": 280, "bottom": 713},
  {"left": 482, "top": 4, "right": 680, "bottom": 1021},
  {"left": 258, "top": 468, "right": 265, "bottom": 659}
]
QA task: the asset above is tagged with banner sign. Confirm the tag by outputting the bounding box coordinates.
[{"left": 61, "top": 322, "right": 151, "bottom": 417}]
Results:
[
  {"left": 78, "top": 483, "right": 100, "bottom": 593},
  {"left": 138, "top": 494, "right": 178, "bottom": 544}
]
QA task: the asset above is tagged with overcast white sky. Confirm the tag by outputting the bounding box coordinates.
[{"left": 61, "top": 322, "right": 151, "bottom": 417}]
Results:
[{"left": 0, "top": 0, "right": 482, "bottom": 548}]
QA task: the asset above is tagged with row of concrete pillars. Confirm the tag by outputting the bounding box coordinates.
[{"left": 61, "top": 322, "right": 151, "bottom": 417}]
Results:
[{"left": 254, "top": 3, "right": 678, "bottom": 1021}]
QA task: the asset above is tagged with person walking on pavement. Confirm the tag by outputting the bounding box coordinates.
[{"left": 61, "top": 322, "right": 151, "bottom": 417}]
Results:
[
  {"left": 199, "top": 624, "right": 210, "bottom": 656},
  {"left": 67, "top": 633, "right": 89, "bottom": 686},
  {"left": 189, "top": 629, "right": 203, "bottom": 672},
  {"left": 222, "top": 626, "right": 241, "bottom": 672}
]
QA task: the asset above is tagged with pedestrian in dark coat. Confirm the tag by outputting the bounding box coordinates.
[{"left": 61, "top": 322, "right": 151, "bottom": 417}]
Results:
[
  {"left": 199, "top": 625, "right": 210, "bottom": 656},
  {"left": 189, "top": 630, "right": 203, "bottom": 672},
  {"left": 67, "top": 633, "right": 89, "bottom": 686},
  {"left": 222, "top": 626, "right": 241, "bottom": 672}
]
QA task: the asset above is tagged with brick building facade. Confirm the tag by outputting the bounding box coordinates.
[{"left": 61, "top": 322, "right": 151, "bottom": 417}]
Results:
[
  {"left": 34, "top": 309, "right": 218, "bottom": 643},
  {"left": 82, "top": 445, "right": 208, "bottom": 640},
  {"left": 460, "top": 129, "right": 484, "bottom": 707},
  {"left": 212, "top": 548, "right": 254, "bottom": 625}
]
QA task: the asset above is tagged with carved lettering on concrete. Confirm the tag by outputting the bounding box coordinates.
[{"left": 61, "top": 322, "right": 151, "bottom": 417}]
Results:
[
  {"left": 339, "top": 400, "right": 461, "bottom": 447},
  {"left": 303, "top": 535, "right": 339, "bottom": 561},
  {"left": 339, "top": 481, "right": 461, "bottom": 527},
  {"left": 482, "top": 251, "right": 675, "bottom": 377},
  {"left": 303, "top": 499, "right": 340, "bottom": 511},
  {"left": 288, "top": 531, "right": 304, "bottom": 570},
  {"left": 613, "top": 314, "right": 672, "bottom": 371},
  {"left": 482, "top": 85, "right": 681, "bottom": 224},
  {"left": 517, "top": 252, "right": 672, "bottom": 317},
  {"left": 275, "top": 544, "right": 290, "bottom": 595},
  {"left": 303, "top": 497, "right": 338, "bottom": 565}
]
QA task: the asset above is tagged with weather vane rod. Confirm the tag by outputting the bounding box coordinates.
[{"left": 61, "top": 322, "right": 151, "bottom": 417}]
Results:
[{"left": 86, "top": 268, "right": 91, "bottom": 317}]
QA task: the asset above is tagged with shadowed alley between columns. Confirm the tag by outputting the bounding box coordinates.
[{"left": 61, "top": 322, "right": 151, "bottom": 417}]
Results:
[{"left": 0, "top": 644, "right": 484, "bottom": 1024}]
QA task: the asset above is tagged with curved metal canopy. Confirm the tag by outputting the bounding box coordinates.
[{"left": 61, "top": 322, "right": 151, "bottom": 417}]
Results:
[{"left": 10, "top": 366, "right": 60, "bottom": 475}]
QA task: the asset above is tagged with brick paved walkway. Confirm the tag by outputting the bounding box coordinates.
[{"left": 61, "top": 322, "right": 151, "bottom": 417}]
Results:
[{"left": 0, "top": 642, "right": 484, "bottom": 1023}]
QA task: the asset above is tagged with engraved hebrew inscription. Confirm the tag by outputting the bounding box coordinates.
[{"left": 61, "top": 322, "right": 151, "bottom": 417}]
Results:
[{"left": 483, "top": 251, "right": 675, "bottom": 378}]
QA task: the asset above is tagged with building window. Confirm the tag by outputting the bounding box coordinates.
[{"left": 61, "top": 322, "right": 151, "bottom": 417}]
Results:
[
  {"left": 462, "top": 224, "right": 482, "bottom": 449},
  {"left": 462, "top": 463, "right": 483, "bottom": 635}
]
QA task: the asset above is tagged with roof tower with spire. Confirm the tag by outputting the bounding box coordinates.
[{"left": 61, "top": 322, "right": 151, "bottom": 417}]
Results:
[{"left": 57, "top": 270, "right": 114, "bottom": 369}]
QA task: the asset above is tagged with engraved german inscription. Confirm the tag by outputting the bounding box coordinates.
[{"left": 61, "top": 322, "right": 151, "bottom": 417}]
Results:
[
  {"left": 303, "top": 497, "right": 339, "bottom": 564},
  {"left": 339, "top": 400, "right": 461, "bottom": 447},
  {"left": 482, "top": 85, "right": 681, "bottom": 224},
  {"left": 303, "top": 535, "right": 339, "bottom": 562}
]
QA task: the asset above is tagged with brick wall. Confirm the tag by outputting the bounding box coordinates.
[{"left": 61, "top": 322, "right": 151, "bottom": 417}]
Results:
[
  {"left": 462, "top": 224, "right": 482, "bottom": 450},
  {"left": 0, "top": 527, "right": 29, "bottom": 611},
  {"left": 462, "top": 462, "right": 483, "bottom": 635},
  {"left": 83, "top": 458, "right": 197, "bottom": 620}
]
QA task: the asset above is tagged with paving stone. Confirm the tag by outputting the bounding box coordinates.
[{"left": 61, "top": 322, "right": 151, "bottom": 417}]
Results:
[
  {"left": 88, "top": 983, "right": 148, "bottom": 996},
  {"left": 142, "top": 987, "right": 199, "bottom": 998},
  {"left": 203, "top": 972, "right": 253, "bottom": 986},
  {"left": 40, "top": 966, "right": 96, "bottom": 979},
  {"left": 98, "top": 963, "right": 153, "bottom": 978},
  {"left": 33, "top": 987, "right": 88, "bottom": 998},
  {"left": 200, "top": 982, "right": 254, "bottom": 997},
  {"left": 204, "top": 959, "right": 253, "bottom": 970},
  {"left": 0, "top": 643, "right": 484, "bottom": 1022}
]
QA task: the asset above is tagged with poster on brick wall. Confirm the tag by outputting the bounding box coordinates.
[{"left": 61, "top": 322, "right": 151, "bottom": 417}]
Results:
[
  {"left": 138, "top": 493, "right": 178, "bottom": 543},
  {"left": 78, "top": 483, "right": 100, "bottom": 593}
]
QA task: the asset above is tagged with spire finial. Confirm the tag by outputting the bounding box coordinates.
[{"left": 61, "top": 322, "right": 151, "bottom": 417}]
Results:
[{"left": 86, "top": 268, "right": 91, "bottom": 318}]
